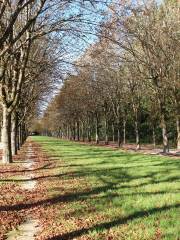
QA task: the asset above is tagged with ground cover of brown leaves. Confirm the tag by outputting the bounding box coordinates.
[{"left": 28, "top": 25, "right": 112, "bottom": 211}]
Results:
[
  {"left": 0, "top": 142, "right": 51, "bottom": 239},
  {"left": 0, "top": 141, "right": 107, "bottom": 240}
]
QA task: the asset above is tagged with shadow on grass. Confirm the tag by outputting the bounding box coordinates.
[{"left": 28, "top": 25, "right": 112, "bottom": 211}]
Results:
[
  {"left": 0, "top": 184, "right": 118, "bottom": 211},
  {"left": 0, "top": 163, "right": 54, "bottom": 174},
  {"left": 0, "top": 166, "right": 167, "bottom": 183},
  {"left": 1, "top": 138, "right": 179, "bottom": 239},
  {"left": 0, "top": 173, "right": 179, "bottom": 212},
  {"left": 40, "top": 169, "right": 179, "bottom": 185},
  {"left": 47, "top": 203, "right": 180, "bottom": 240},
  {"left": 0, "top": 172, "right": 73, "bottom": 182}
]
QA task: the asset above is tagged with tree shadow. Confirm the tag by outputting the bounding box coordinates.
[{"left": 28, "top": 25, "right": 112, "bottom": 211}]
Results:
[
  {"left": 0, "top": 172, "right": 73, "bottom": 182},
  {"left": 47, "top": 203, "right": 180, "bottom": 240},
  {"left": 0, "top": 184, "right": 117, "bottom": 212},
  {"left": 0, "top": 171, "right": 179, "bottom": 212},
  {"left": 1, "top": 138, "right": 179, "bottom": 239},
  {"left": 0, "top": 163, "right": 53, "bottom": 174}
]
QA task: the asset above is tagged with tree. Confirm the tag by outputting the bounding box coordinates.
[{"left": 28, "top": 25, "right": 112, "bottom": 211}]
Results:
[{"left": 0, "top": 0, "right": 104, "bottom": 163}]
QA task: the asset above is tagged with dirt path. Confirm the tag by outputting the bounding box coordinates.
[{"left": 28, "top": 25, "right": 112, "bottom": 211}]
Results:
[
  {"left": 21, "top": 144, "right": 37, "bottom": 191},
  {"left": 5, "top": 144, "right": 41, "bottom": 240},
  {"left": 0, "top": 141, "right": 52, "bottom": 240},
  {"left": 6, "top": 219, "right": 40, "bottom": 240},
  {"left": 0, "top": 140, "right": 68, "bottom": 240}
]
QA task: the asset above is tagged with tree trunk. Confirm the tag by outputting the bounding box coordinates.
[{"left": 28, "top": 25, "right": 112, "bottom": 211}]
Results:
[
  {"left": 58, "top": 128, "right": 61, "bottom": 138},
  {"left": 95, "top": 114, "right": 99, "bottom": 144},
  {"left": 176, "top": 116, "right": 180, "bottom": 150},
  {"left": 73, "top": 123, "right": 76, "bottom": 141},
  {"left": 17, "top": 127, "right": 20, "bottom": 150},
  {"left": 69, "top": 127, "right": 73, "bottom": 140},
  {"left": 152, "top": 126, "right": 156, "bottom": 149},
  {"left": 87, "top": 116, "right": 91, "bottom": 142},
  {"left": 105, "top": 118, "right": 108, "bottom": 145},
  {"left": 135, "top": 119, "right": 140, "bottom": 150},
  {"left": 1, "top": 105, "right": 12, "bottom": 163},
  {"left": 65, "top": 126, "right": 67, "bottom": 139},
  {"left": 77, "top": 121, "right": 80, "bottom": 141},
  {"left": 117, "top": 127, "right": 121, "bottom": 148},
  {"left": 68, "top": 126, "right": 70, "bottom": 139},
  {"left": 19, "top": 123, "right": 23, "bottom": 147},
  {"left": 88, "top": 127, "right": 91, "bottom": 142},
  {"left": 66, "top": 126, "right": 68, "bottom": 139},
  {"left": 112, "top": 123, "right": 115, "bottom": 143},
  {"left": 133, "top": 105, "right": 140, "bottom": 150},
  {"left": 161, "top": 114, "right": 169, "bottom": 153},
  {"left": 123, "top": 119, "right": 126, "bottom": 145},
  {"left": 21, "top": 123, "right": 26, "bottom": 144},
  {"left": 60, "top": 129, "right": 62, "bottom": 138},
  {"left": 24, "top": 125, "right": 28, "bottom": 140},
  {"left": 82, "top": 122, "right": 85, "bottom": 142},
  {"left": 11, "top": 111, "right": 18, "bottom": 155}
]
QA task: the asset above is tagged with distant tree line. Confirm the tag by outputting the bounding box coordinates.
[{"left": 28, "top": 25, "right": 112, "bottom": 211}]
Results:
[{"left": 37, "top": 1, "right": 180, "bottom": 153}]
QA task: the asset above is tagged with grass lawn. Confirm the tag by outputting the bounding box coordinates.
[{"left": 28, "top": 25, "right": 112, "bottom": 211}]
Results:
[{"left": 32, "top": 136, "right": 180, "bottom": 240}]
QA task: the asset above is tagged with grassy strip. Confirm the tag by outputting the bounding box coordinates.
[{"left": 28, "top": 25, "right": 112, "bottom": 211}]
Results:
[{"left": 32, "top": 136, "right": 180, "bottom": 240}]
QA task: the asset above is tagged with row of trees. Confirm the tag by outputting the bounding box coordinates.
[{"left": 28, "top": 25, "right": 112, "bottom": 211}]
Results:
[
  {"left": 38, "top": 0, "right": 180, "bottom": 152},
  {"left": 0, "top": 0, "right": 103, "bottom": 163}
]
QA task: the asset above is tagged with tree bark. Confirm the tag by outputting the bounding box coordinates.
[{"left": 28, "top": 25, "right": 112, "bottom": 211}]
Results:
[
  {"left": 176, "top": 116, "right": 180, "bottom": 150},
  {"left": 117, "top": 127, "right": 121, "bottom": 148},
  {"left": 132, "top": 104, "right": 140, "bottom": 150},
  {"left": 82, "top": 122, "right": 85, "bottom": 142},
  {"left": 21, "top": 123, "right": 26, "bottom": 144},
  {"left": 11, "top": 111, "right": 18, "bottom": 155},
  {"left": 19, "top": 123, "right": 23, "bottom": 147},
  {"left": 77, "top": 121, "right": 80, "bottom": 141},
  {"left": 16, "top": 133, "right": 20, "bottom": 150},
  {"left": 88, "top": 127, "right": 91, "bottom": 142},
  {"left": 24, "top": 124, "right": 28, "bottom": 141},
  {"left": 123, "top": 119, "right": 126, "bottom": 145},
  {"left": 152, "top": 126, "right": 156, "bottom": 149},
  {"left": 70, "top": 126, "right": 73, "bottom": 140},
  {"left": 67, "top": 126, "right": 70, "bottom": 139},
  {"left": 112, "top": 123, "right": 115, "bottom": 143},
  {"left": 95, "top": 114, "right": 99, "bottom": 144},
  {"left": 1, "top": 105, "right": 12, "bottom": 163},
  {"left": 105, "top": 118, "right": 108, "bottom": 145},
  {"left": 73, "top": 122, "right": 76, "bottom": 141},
  {"left": 65, "top": 126, "right": 68, "bottom": 139},
  {"left": 87, "top": 115, "right": 91, "bottom": 142},
  {"left": 135, "top": 119, "right": 140, "bottom": 150},
  {"left": 161, "top": 114, "right": 169, "bottom": 153}
]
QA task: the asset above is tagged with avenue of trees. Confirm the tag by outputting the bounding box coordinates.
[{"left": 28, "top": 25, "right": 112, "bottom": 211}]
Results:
[
  {"left": 38, "top": 0, "right": 180, "bottom": 153},
  {"left": 0, "top": 0, "right": 103, "bottom": 164}
]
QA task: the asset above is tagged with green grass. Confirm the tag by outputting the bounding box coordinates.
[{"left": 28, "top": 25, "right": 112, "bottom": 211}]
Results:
[{"left": 32, "top": 136, "right": 180, "bottom": 240}]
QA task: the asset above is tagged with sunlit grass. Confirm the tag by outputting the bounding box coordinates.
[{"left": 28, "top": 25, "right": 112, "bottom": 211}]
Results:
[{"left": 32, "top": 136, "right": 180, "bottom": 240}]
